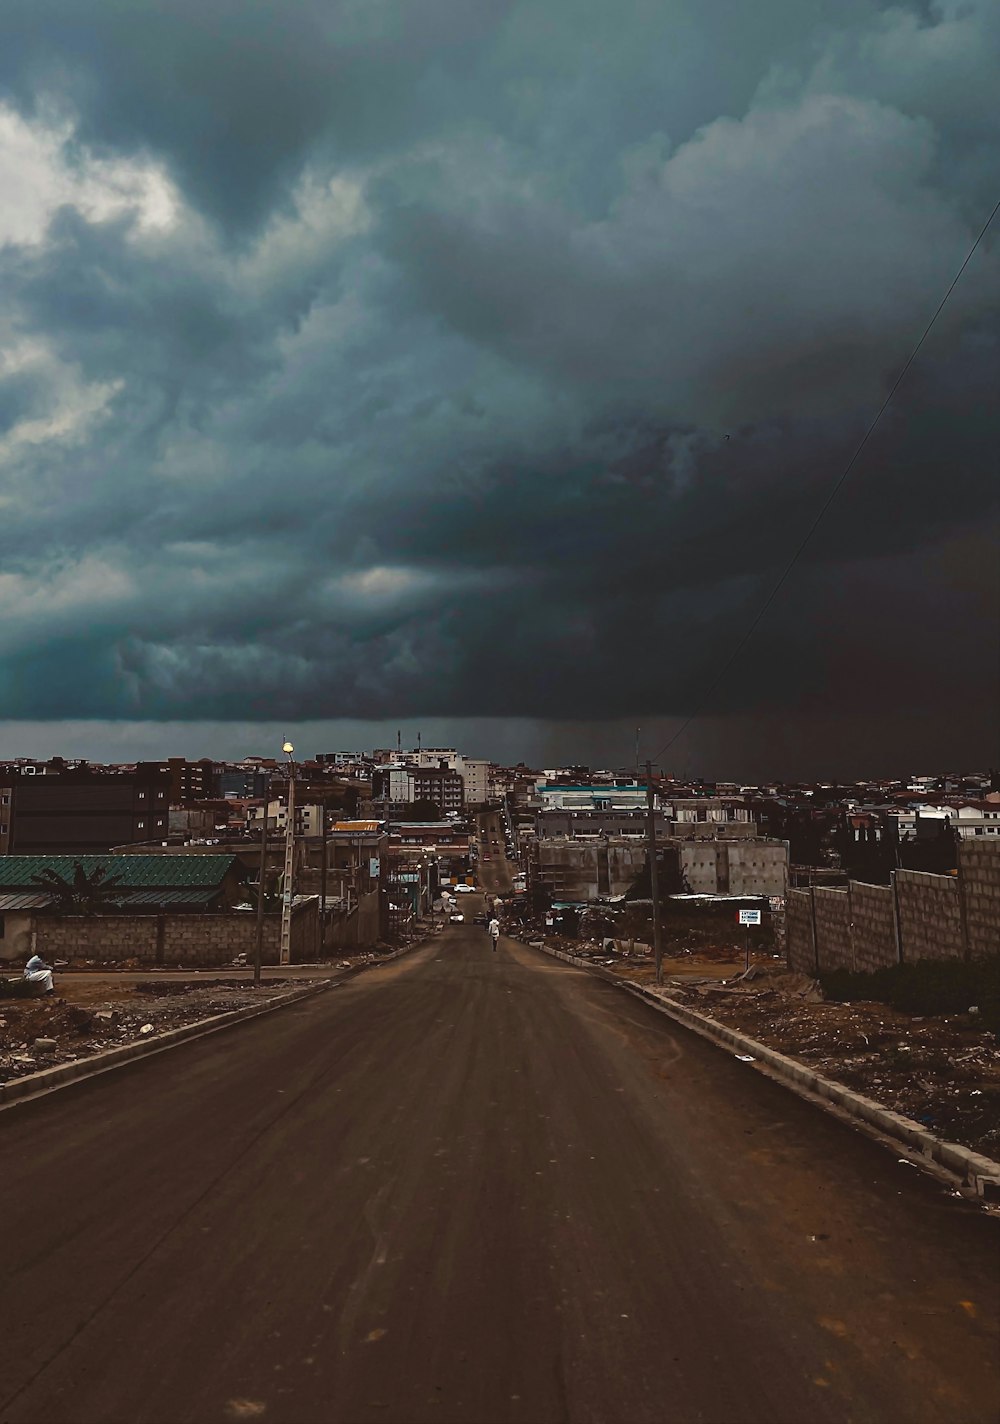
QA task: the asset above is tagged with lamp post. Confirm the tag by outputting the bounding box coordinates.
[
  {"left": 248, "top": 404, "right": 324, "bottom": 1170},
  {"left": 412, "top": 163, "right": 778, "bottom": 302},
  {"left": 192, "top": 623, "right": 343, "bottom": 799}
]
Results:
[
  {"left": 252, "top": 769, "right": 270, "bottom": 988},
  {"left": 279, "top": 740, "right": 295, "bottom": 966}
]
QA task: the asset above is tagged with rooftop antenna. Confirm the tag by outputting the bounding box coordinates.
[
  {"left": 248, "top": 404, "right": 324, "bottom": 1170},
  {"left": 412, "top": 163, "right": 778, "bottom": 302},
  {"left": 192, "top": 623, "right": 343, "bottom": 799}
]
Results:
[
  {"left": 418, "top": 730, "right": 422, "bottom": 751},
  {"left": 635, "top": 725, "right": 641, "bottom": 782},
  {"left": 397, "top": 728, "right": 401, "bottom": 752}
]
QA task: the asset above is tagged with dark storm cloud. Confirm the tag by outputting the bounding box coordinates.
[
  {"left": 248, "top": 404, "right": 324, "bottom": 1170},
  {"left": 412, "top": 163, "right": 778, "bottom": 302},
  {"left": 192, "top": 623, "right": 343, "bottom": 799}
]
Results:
[{"left": 0, "top": 0, "right": 998, "bottom": 763}]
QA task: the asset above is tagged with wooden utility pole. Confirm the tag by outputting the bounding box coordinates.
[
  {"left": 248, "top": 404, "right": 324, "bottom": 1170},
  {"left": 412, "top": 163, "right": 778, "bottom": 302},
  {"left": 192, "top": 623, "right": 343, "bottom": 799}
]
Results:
[{"left": 645, "top": 760, "right": 663, "bottom": 985}]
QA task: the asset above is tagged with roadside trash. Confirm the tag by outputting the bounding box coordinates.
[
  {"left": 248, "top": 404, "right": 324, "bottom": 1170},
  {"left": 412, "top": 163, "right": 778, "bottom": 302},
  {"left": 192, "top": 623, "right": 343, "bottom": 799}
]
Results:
[
  {"left": 139, "top": 1024, "right": 155, "bottom": 1035},
  {"left": 968, "top": 1006, "right": 980, "bottom": 1015},
  {"left": 33, "top": 1038, "right": 58, "bottom": 1052},
  {"left": 736, "top": 1054, "right": 756, "bottom": 1062}
]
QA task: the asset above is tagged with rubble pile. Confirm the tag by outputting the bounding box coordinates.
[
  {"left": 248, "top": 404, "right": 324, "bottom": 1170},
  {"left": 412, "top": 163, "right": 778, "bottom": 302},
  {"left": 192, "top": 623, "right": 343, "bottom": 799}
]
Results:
[
  {"left": 666, "top": 963, "right": 1000, "bottom": 1158},
  {"left": 0, "top": 979, "right": 315, "bottom": 1084}
]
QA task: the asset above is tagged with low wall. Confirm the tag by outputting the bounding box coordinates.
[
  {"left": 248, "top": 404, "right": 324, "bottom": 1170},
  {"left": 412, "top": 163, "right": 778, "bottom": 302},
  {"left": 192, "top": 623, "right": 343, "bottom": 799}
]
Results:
[
  {"left": 35, "top": 901, "right": 321, "bottom": 967},
  {"left": 812, "top": 887, "right": 852, "bottom": 971},
  {"left": 849, "top": 880, "right": 898, "bottom": 975},
  {"left": 959, "top": 841, "right": 1000, "bottom": 960},
  {"left": 785, "top": 890, "right": 815, "bottom": 976},
  {"left": 785, "top": 846, "right": 1000, "bottom": 975},
  {"left": 895, "top": 870, "right": 964, "bottom": 962}
]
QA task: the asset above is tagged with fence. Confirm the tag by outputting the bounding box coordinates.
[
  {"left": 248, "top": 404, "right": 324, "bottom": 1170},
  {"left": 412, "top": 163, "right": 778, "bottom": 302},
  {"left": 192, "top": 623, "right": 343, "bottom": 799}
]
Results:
[
  {"left": 786, "top": 840, "right": 999, "bottom": 976},
  {"left": 34, "top": 901, "right": 322, "bottom": 968}
]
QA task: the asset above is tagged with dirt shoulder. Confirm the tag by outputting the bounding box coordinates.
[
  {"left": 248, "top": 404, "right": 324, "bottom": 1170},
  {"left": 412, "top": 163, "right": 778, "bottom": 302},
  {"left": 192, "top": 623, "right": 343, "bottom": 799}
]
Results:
[
  {"left": 538, "top": 935, "right": 1000, "bottom": 1161},
  {"left": 0, "top": 977, "right": 321, "bottom": 1084}
]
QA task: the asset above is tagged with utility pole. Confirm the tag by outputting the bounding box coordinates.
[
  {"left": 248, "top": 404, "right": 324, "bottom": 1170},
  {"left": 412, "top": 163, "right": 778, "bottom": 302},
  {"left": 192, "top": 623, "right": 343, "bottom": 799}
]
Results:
[
  {"left": 320, "top": 795, "right": 329, "bottom": 957},
  {"left": 645, "top": 759, "right": 663, "bottom": 985},
  {"left": 279, "top": 740, "right": 295, "bottom": 966},
  {"left": 252, "top": 771, "right": 270, "bottom": 988}
]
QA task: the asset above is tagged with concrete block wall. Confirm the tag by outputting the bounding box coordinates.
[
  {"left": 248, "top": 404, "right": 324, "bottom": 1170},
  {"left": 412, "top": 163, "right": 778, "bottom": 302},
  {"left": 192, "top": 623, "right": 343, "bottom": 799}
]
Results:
[
  {"left": 38, "top": 916, "right": 160, "bottom": 963},
  {"left": 812, "top": 887, "right": 853, "bottom": 971},
  {"left": 849, "top": 880, "right": 898, "bottom": 974},
  {"left": 895, "top": 870, "right": 964, "bottom": 962},
  {"left": 786, "top": 851, "right": 998, "bottom": 976},
  {"left": 958, "top": 841, "right": 1000, "bottom": 960},
  {"left": 786, "top": 889, "right": 815, "bottom": 976},
  {"left": 36, "top": 902, "right": 321, "bottom": 966}
]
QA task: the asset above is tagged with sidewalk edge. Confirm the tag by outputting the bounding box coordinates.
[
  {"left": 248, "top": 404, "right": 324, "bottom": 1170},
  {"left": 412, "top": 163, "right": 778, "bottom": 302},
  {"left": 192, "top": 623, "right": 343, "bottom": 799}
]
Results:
[{"left": 523, "top": 939, "right": 1000, "bottom": 1199}]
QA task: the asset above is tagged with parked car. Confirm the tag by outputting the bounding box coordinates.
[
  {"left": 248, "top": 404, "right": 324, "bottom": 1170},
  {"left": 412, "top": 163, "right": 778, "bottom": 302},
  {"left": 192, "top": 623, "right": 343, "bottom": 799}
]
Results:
[
  {"left": 449, "top": 912, "right": 465, "bottom": 923},
  {"left": 472, "top": 913, "right": 487, "bottom": 925},
  {"left": 454, "top": 883, "right": 476, "bottom": 893}
]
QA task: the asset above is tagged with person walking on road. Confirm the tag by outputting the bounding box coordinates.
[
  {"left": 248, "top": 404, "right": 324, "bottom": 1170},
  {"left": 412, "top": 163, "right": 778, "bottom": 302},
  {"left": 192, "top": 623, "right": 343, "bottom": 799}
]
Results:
[{"left": 488, "top": 917, "right": 500, "bottom": 952}]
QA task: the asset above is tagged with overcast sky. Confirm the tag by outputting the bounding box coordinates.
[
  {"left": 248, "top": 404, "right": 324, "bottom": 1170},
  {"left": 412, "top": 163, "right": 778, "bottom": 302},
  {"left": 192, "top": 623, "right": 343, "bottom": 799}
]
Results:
[{"left": 0, "top": 0, "right": 997, "bottom": 776}]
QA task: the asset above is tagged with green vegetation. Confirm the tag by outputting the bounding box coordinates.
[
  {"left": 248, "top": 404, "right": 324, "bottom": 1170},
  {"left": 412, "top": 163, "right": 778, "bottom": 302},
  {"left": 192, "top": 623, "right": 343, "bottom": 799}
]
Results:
[{"left": 30, "top": 862, "right": 124, "bottom": 915}]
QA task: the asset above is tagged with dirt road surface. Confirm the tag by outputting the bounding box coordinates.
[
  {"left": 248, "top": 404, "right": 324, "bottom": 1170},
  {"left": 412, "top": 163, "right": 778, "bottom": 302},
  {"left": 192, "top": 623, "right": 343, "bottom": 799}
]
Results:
[{"left": 0, "top": 880, "right": 997, "bottom": 1423}]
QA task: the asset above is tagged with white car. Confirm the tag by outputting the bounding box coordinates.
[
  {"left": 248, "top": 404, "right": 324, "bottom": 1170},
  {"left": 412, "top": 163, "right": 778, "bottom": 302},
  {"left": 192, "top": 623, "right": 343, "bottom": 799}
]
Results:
[
  {"left": 453, "top": 883, "right": 476, "bottom": 893},
  {"left": 449, "top": 912, "right": 465, "bottom": 922}
]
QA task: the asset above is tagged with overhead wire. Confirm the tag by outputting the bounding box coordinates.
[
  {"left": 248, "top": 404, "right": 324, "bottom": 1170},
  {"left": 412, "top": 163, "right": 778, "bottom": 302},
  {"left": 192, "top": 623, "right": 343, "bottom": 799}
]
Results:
[{"left": 647, "top": 193, "right": 1000, "bottom": 768}]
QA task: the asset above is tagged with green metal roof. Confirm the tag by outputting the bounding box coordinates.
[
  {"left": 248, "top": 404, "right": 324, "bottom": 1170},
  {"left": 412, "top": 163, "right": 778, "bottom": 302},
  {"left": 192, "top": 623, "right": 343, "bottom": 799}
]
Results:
[
  {"left": 0, "top": 855, "right": 242, "bottom": 889},
  {"left": 112, "top": 888, "right": 222, "bottom": 907}
]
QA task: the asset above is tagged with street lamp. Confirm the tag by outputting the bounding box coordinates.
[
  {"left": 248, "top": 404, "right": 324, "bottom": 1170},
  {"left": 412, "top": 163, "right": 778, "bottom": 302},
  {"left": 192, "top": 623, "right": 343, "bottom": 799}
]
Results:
[
  {"left": 252, "top": 766, "right": 271, "bottom": 988},
  {"left": 279, "top": 740, "right": 295, "bottom": 966}
]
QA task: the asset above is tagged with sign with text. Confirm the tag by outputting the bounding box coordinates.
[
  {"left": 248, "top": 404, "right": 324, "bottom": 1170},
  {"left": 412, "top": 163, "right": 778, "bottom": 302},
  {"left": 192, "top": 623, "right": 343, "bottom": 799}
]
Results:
[{"left": 738, "top": 909, "right": 762, "bottom": 926}]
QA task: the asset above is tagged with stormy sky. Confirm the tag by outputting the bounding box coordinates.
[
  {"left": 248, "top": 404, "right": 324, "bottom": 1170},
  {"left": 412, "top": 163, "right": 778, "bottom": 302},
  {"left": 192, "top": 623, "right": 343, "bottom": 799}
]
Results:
[{"left": 0, "top": 0, "right": 997, "bottom": 777}]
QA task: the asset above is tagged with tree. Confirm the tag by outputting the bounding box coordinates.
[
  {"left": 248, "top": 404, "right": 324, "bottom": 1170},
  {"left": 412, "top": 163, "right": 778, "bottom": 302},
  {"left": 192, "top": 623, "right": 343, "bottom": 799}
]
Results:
[{"left": 31, "top": 862, "right": 126, "bottom": 915}]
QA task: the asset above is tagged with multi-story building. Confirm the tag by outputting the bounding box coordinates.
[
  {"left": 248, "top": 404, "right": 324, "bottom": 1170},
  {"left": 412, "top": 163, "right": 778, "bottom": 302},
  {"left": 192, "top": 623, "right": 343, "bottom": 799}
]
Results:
[
  {"left": 137, "top": 758, "right": 217, "bottom": 802},
  {"left": 372, "top": 765, "right": 465, "bottom": 816},
  {"left": 0, "top": 766, "right": 171, "bottom": 854},
  {"left": 534, "top": 782, "right": 648, "bottom": 812}
]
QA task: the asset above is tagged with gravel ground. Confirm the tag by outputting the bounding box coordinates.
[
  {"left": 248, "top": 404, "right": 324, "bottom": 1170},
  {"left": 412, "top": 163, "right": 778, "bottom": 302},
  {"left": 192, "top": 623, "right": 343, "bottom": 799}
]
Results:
[
  {"left": 536, "top": 934, "right": 1000, "bottom": 1161},
  {"left": 0, "top": 978, "right": 321, "bottom": 1083}
]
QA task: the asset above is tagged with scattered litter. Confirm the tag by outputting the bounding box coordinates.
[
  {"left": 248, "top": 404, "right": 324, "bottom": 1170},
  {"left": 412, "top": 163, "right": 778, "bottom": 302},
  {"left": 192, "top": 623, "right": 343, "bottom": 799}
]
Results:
[
  {"left": 139, "top": 1024, "right": 155, "bottom": 1035},
  {"left": 736, "top": 1054, "right": 756, "bottom": 1063}
]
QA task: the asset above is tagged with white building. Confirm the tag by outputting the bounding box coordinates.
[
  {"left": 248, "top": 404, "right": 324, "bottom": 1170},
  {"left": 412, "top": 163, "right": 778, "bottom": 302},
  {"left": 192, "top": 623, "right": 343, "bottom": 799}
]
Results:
[{"left": 248, "top": 800, "right": 324, "bottom": 837}]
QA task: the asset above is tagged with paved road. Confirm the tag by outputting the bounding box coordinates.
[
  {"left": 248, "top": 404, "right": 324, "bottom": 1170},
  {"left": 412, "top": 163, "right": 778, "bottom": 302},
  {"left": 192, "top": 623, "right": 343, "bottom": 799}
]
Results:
[{"left": 1, "top": 897, "right": 998, "bottom": 1423}]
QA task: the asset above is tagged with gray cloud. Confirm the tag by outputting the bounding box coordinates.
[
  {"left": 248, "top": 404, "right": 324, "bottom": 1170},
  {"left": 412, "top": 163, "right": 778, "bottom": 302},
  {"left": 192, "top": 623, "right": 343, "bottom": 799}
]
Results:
[{"left": 0, "top": 0, "right": 997, "bottom": 768}]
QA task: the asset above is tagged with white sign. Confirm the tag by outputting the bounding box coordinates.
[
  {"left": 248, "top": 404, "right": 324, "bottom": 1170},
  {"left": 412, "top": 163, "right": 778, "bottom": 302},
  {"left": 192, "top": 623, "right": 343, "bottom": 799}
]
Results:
[{"left": 738, "top": 909, "right": 762, "bottom": 926}]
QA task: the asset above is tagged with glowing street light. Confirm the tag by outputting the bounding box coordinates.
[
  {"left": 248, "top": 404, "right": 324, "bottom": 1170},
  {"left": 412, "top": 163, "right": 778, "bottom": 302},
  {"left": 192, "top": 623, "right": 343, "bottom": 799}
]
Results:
[{"left": 280, "top": 740, "right": 295, "bottom": 966}]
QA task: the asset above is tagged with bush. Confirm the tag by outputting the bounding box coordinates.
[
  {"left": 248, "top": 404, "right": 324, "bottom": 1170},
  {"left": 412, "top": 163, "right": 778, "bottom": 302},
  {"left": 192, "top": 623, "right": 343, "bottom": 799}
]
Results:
[{"left": 820, "top": 957, "right": 1000, "bottom": 1037}]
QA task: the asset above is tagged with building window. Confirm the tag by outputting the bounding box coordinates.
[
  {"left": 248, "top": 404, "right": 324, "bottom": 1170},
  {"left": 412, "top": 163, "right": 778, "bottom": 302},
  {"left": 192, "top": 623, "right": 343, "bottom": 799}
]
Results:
[
  {"left": 138, "top": 791, "right": 146, "bottom": 800},
  {"left": 138, "top": 820, "right": 145, "bottom": 829}
]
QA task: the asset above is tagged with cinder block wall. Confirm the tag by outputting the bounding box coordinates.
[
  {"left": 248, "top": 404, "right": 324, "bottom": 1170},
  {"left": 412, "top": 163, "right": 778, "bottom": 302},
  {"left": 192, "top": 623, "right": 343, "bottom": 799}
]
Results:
[
  {"left": 812, "top": 887, "right": 853, "bottom": 971},
  {"left": 37, "top": 903, "right": 320, "bottom": 967},
  {"left": 958, "top": 841, "right": 1000, "bottom": 959},
  {"left": 849, "top": 880, "right": 898, "bottom": 974},
  {"left": 37, "top": 917, "right": 160, "bottom": 962},
  {"left": 895, "top": 870, "right": 964, "bottom": 961},
  {"left": 786, "top": 889, "right": 815, "bottom": 975}
]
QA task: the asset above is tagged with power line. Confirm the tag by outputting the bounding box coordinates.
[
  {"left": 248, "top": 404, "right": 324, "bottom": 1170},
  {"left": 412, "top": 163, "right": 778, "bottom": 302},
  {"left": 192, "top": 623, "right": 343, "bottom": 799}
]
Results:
[{"left": 648, "top": 193, "right": 1000, "bottom": 768}]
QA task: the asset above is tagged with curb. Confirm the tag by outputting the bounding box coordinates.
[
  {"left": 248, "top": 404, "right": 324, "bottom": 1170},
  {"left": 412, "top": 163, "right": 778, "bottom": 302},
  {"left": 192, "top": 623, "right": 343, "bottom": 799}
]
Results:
[
  {"left": 523, "top": 939, "right": 1000, "bottom": 1201},
  {"left": 0, "top": 935, "right": 431, "bottom": 1111},
  {"left": 0, "top": 979, "right": 334, "bottom": 1108}
]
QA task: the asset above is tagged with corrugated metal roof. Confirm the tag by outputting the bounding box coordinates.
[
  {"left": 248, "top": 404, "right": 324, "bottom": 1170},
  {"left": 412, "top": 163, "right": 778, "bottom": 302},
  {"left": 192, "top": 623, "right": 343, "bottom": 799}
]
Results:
[
  {"left": 0, "top": 855, "right": 240, "bottom": 889},
  {"left": 0, "top": 892, "right": 53, "bottom": 911},
  {"left": 111, "top": 889, "right": 220, "bottom": 907}
]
